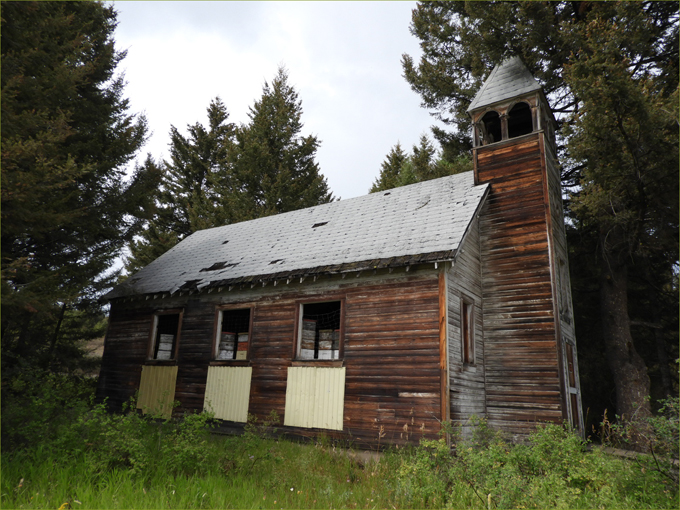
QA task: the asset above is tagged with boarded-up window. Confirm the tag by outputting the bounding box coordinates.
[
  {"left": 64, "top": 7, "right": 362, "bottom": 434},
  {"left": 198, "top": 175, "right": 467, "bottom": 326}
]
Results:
[
  {"left": 461, "top": 299, "right": 474, "bottom": 364},
  {"left": 215, "top": 308, "right": 251, "bottom": 361},
  {"left": 137, "top": 365, "right": 178, "bottom": 418},
  {"left": 204, "top": 366, "right": 252, "bottom": 422},
  {"left": 149, "top": 311, "right": 182, "bottom": 360},
  {"left": 296, "top": 301, "right": 342, "bottom": 360},
  {"left": 284, "top": 367, "right": 345, "bottom": 430}
]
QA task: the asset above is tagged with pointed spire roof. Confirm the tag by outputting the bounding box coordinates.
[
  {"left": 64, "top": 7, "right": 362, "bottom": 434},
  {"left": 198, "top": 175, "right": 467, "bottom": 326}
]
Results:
[{"left": 467, "top": 56, "right": 541, "bottom": 113}]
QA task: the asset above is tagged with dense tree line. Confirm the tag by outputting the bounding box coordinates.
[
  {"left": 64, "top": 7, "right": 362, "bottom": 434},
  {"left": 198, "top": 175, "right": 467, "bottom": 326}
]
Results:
[
  {"left": 126, "top": 67, "right": 333, "bottom": 273},
  {"left": 1, "top": 3, "right": 331, "bottom": 376},
  {"left": 387, "top": 0, "right": 678, "bottom": 426}
]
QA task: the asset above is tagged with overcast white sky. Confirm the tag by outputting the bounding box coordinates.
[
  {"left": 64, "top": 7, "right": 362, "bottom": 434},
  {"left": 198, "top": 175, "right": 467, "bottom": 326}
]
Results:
[{"left": 112, "top": 1, "right": 442, "bottom": 200}]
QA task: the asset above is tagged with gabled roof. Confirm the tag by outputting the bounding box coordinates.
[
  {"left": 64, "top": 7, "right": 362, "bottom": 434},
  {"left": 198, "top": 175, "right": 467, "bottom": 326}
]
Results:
[
  {"left": 467, "top": 56, "right": 541, "bottom": 112},
  {"left": 107, "top": 172, "right": 488, "bottom": 300}
]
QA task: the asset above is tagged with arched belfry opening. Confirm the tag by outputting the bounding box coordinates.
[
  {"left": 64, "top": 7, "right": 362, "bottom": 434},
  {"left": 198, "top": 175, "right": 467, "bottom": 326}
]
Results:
[
  {"left": 481, "top": 110, "right": 502, "bottom": 145},
  {"left": 507, "top": 101, "right": 533, "bottom": 138}
]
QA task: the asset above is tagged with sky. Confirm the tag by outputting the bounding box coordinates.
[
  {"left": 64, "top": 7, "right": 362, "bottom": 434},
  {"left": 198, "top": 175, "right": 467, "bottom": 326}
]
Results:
[{"left": 111, "top": 1, "right": 443, "bottom": 200}]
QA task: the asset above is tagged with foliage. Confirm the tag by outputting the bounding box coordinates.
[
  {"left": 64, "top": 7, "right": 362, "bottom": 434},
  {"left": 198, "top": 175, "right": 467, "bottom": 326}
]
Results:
[
  {"left": 126, "top": 67, "right": 333, "bottom": 272},
  {"left": 1, "top": 1, "right": 160, "bottom": 373},
  {"left": 600, "top": 397, "right": 679, "bottom": 484},
  {"left": 396, "top": 419, "right": 678, "bottom": 509},
  {"left": 370, "top": 135, "right": 472, "bottom": 193},
  {"left": 2, "top": 381, "right": 678, "bottom": 509},
  {"left": 126, "top": 99, "right": 235, "bottom": 273},
  {"left": 229, "top": 66, "right": 333, "bottom": 221}
]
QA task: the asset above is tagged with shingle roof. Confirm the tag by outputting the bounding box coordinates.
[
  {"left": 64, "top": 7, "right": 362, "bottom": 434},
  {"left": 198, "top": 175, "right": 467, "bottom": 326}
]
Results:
[
  {"left": 467, "top": 56, "right": 541, "bottom": 112},
  {"left": 107, "top": 172, "right": 488, "bottom": 299}
]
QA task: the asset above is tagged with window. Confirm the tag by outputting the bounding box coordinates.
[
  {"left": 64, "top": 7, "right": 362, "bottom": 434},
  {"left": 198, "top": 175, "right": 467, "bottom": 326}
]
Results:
[
  {"left": 507, "top": 101, "right": 533, "bottom": 138},
  {"left": 461, "top": 299, "right": 474, "bottom": 364},
  {"left": 149, "top": 311, "right": 182, "bottom": 360},
  {"left": 296, "top": 301, "right": 342, "bottom": 360},
  {"left": 481, "top": 110, "right": 502, "bottom": 144},
  {"left": 215, "top": 308, "right": 251, "bottom": 360}
]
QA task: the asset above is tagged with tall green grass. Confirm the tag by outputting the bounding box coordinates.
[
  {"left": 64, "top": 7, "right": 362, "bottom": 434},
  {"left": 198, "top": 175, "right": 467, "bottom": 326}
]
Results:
[{"left": 2, "top": 372, "right": 677, "bottom": 509}]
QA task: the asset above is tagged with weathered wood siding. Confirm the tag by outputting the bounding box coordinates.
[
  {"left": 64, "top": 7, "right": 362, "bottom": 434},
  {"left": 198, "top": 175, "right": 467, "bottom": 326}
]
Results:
[
  {"left": 543, "top": 136, "right": 582, "bottom": 430},
  {"left": 447, "top": 213, "right": 486, "bottom": 435},
  {"left": 474, "top": 133, "right": 564, "bottom": 438},
  {"left": 97, "top": 270, "right": 443, "bottom": 447}
]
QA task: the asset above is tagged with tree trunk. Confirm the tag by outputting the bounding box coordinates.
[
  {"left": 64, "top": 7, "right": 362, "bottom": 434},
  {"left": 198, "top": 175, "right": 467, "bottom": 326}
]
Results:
[{"left": 599, "top": 249, "right": 652, "bottom": 425}]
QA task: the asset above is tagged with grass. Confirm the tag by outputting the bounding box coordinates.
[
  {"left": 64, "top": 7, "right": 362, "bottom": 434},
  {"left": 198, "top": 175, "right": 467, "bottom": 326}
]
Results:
[
  {"left": 2, "top": 423, "right": 678, "bottom": 509},
  {"left": 1, "top": 373, "right": 678, "bottom": 509}
]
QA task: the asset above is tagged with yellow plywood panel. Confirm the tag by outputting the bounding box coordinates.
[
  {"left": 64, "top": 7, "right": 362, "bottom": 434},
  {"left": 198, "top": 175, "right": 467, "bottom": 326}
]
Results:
[
  {"left": 284, "top": 367, "right": 345, "bottom": 431},
  {"left": 137, "top": 365, "right": 178, "bottom": 418},
  {"left": 203, "top": 366, "right": 252, "bottom": 423},
  {"left": 314, "top": 367, "right": 346, "bottom": 430}
]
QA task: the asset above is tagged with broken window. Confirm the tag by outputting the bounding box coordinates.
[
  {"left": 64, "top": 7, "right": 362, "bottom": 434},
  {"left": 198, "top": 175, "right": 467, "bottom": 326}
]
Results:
[
  {"left": 149, "top": 311, "right": 182, "bottom": 360},
  {"left": 507, "top": 101, "right": 533, "bottom": 138},
  {"left": 481, "top": 110, "right": 502, "bottom": 144},
  {"left": 215, "top": 307, "right": 251, "bottom": 360},
  {"left": 461, "top": 298, "right": 474, "bottom": 365},
  {"left": 297, "top": 301, "right": 343, "bottom": 360}
]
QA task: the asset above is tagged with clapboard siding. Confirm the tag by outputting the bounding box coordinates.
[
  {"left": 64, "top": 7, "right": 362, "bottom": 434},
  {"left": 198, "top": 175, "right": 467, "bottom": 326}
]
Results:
[
  {"left": 97, "top": 270, "right": 443, "bottom": 447},
  {"left": 447, "top": 212, "right": 486, "bottom": 435},
  {"left": 475, "top": 133, "right": 564, "bottom": 437}
]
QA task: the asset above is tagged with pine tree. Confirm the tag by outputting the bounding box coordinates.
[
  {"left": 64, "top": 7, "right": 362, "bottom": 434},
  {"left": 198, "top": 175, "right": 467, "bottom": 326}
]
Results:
[
  {"left": 125, "top": 99, "right": 235, "bottom": 273},
  {"left": 1, "top": 2, "right": 159, "bottom": 371},
  {"left": 230, "top": 67, "right": 333, "bottom": 221},
  {"left": 370, "top": 143, "right": 407, "bottom": 192},
  {"left": 370, "top": 136, "right": 472, "bottom": 193}
]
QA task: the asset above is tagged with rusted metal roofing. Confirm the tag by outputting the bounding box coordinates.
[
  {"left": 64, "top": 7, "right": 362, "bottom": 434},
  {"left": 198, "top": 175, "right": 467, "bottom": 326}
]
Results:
[
  {"left": 467, "top": 56, "right": 541, "bottom": 113},
  {"left": 107, "top": 172, "right": 488, "bottom": 299}
]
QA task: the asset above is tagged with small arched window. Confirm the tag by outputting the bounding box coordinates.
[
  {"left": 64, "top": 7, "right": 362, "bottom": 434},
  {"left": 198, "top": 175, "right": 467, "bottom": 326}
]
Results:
[
  {"left": 481, "top": 110, "right": 502, "bottom": 144},
  {"left": 507, "top": 102, "right": 533, "bottom": 138}
]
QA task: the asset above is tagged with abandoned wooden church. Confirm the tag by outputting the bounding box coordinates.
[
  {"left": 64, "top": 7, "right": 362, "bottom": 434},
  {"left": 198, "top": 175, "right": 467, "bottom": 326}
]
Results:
[{"left": 97, "top": 57, "right": 583, "bottom": 445}]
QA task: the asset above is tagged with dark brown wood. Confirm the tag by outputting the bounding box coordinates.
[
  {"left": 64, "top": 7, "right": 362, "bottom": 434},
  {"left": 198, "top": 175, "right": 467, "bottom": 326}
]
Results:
[{"left": 97, "top": 272, "right": 443, "bottom": 446}]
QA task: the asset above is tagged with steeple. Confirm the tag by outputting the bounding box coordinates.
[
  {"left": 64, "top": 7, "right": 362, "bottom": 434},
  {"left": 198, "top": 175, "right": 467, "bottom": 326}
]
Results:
[
  {"left": 468, "top": 56, "right": 583, "bottom": 435},
  {"left": 467, "top": 57, "right": 556, "bottom": 148}
]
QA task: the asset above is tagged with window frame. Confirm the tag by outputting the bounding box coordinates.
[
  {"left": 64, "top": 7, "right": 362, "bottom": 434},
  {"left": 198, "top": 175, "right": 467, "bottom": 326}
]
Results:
[
  {"left": 211, "top": 305, "right": 254, "bottom": 364},
  {"left": 460, "top": 296, "right": 475, "bottom": 365},
  {"left": 293, "top": 298, "right": 345, "bottom": 363},
  {"left": 147, "top": 309, "right": 184, "bottom": 362}
]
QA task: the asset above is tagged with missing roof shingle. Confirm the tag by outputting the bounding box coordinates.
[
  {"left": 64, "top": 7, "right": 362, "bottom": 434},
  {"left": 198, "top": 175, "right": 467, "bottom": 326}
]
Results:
[
  {"left": 200, "top": 261, "right": 240, "bottom": 272},
  {"left": 269, "top": 259, "right": 284, "bottom": 265},
  {"left": 384, "top": 192, "right": 391, "bottom": 196},
  {"left": 222, "top": 240, "right": 229, "bottom": 244},
  {"left": 312, "top": 222, "right": 328, "bottom": 228},
  {"left": 415, "top": 196, "right": 431, "bottom": 210}
]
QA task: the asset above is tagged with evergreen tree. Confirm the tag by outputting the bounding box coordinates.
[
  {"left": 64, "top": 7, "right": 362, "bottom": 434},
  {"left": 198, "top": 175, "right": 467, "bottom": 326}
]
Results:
[
  {"left": 370, "top": 136, "right": 472, "bottom": 193},
  {"left": 230, "top": 67, "right": 333, "bottom": 221},
  {"left": 370, "top": 143, "right": 407, "bottom": 192},
  {"left": 401, "top": 1, "right": 679, "bottom": 422},
  {"left": 1, "top": 1, "right": 159, "bottom": 371},
  {"left": 125, "top": 99, "right": 235, "bottom": 273}
]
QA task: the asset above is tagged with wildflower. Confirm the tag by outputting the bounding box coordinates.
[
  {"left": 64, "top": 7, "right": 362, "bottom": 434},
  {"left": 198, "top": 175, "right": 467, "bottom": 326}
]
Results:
[{"left": 290, "top": 487, "right": 294, "bottom": 491}]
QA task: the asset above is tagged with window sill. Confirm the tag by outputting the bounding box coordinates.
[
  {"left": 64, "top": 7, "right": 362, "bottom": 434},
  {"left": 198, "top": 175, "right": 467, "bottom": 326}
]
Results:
[
  {"left": 291, "top": 360, "right": 344, "bottom": 368},
  {"left": 144, "top": 359, "right": 177, "bottom": 366},
  {"left": 209, "top": 360, "right": 250, "bottom": 367}
]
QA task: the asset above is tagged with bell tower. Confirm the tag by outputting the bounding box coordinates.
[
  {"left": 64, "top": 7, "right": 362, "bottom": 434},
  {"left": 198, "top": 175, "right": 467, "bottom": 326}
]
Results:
[{"left": 468, "top": 57, "right": 582, "bottom": 436}]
